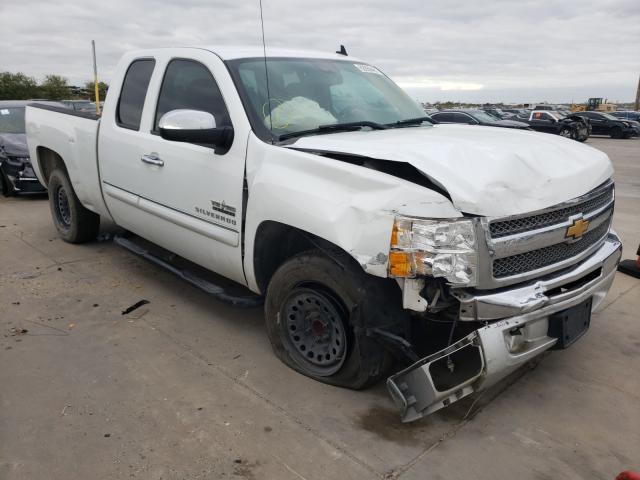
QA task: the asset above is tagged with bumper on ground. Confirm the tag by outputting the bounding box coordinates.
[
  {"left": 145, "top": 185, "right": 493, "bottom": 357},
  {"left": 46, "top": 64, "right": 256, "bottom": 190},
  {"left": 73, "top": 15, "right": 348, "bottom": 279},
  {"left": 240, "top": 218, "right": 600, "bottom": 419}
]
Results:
[{"left": 387, "top": 232, "right": 622, "bottom": 422}]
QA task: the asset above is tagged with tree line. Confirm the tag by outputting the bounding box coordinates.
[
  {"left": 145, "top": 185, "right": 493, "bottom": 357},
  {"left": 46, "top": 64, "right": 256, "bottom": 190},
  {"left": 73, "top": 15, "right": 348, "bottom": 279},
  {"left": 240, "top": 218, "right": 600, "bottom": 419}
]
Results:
[{"left": 0, "top": 72, "right": 108, "bottom": 101}]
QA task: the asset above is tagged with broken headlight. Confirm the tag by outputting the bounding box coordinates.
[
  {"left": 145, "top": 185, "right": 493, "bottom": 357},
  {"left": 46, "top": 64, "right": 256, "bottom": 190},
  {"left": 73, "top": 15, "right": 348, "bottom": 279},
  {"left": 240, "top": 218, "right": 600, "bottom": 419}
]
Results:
[{"left": 388, "top": 217, "right": 478, "bottom": 286}]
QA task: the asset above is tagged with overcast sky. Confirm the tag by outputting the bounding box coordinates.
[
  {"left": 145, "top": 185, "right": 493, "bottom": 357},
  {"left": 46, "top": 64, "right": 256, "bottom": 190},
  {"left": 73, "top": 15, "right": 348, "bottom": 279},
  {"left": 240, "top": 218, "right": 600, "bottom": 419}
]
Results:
[{"left": 1, "top": 0, "right": 638, "bottom": 103}]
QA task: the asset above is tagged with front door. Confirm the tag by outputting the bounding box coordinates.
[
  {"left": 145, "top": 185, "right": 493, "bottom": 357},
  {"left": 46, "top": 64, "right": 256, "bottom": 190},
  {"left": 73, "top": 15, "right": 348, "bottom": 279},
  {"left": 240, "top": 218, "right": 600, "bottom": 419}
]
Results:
[{"left": 99, "top": 49, "right": 250, "bottom": 285}]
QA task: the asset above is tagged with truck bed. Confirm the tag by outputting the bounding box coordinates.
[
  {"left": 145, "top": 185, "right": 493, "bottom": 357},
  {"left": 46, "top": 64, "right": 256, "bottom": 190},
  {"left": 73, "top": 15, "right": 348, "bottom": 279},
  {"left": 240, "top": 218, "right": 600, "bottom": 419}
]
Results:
[{"left": 25, "top": 104, "right": 110, "bottom": 217}]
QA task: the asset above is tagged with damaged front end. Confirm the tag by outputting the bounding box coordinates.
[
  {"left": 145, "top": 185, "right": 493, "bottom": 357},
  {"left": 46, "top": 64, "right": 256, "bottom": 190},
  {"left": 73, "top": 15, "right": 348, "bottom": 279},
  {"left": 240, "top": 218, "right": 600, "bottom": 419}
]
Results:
[
  {"left": 387, "top": 231, "right": 622, "bottom": 422},
  {"left": 0, "top": 155, "right": 45, "bottom": 195}
]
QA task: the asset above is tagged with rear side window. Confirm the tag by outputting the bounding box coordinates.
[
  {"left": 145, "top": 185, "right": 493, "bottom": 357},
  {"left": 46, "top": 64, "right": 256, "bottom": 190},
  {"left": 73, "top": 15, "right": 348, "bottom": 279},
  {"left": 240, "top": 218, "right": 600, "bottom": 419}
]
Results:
[
  {"left": 453, "top": 113, "right": 473, "bottom": 123},
  {"left": 154, "top": 59, "right": 231, "bottom": 130},
  {"left": 432, "top": 113, "right": 454, "bottom": 122},
  {"left": 117, "top": 59, "right": 155, "bottom": 130}
]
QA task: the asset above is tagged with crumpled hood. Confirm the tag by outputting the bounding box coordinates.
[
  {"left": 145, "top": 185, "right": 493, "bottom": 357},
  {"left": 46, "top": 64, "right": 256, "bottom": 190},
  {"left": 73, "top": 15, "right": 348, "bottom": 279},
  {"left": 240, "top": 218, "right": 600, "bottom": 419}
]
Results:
[
  {"left": 0, "top": 133, "right": 29, "bottom": 157},
  {"left": 289, "top": 124, "right": 613, "bottom": 217}
]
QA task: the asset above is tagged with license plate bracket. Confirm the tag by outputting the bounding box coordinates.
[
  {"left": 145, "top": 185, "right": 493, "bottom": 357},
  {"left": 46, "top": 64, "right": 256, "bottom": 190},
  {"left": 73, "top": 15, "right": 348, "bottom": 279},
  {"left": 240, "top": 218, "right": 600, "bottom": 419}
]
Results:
[{"left": 548, "top": 297, "right": 592, "bottom": 349}]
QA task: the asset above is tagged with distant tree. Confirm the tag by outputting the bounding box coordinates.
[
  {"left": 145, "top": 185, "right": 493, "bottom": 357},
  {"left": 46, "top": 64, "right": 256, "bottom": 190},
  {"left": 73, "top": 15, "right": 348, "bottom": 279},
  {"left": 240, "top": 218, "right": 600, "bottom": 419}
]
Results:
[
  {"left": 39, "top": 75, "right": 70, "bottom": 100},
  {"left": 0, "top": 72, "right": 39, "bottom": 100},
  {"left": 84, "top": 81, "right": 109, "bottom": 102}
]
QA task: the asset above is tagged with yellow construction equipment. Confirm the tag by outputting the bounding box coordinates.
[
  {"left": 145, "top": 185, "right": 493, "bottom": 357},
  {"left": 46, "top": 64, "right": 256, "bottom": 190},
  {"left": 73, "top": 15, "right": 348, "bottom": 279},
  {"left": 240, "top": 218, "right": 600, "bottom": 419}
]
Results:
[{"left": 570, "top": 98, "right": 616, "bottom": 112}]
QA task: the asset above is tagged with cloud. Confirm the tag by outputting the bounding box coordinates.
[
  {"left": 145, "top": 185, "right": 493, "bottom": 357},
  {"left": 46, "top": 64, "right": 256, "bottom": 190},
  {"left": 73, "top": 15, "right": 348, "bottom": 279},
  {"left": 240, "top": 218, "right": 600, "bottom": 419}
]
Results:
[{"left": 0, "top": 0, "right": 638, "bottom": 102}]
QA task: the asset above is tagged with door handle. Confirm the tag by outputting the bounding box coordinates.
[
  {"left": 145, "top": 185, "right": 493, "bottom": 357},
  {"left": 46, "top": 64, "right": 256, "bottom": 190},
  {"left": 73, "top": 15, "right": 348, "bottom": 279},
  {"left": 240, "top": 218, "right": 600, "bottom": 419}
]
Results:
[{"left": 141, "top": 153, "right": 164, "bottom": 167}]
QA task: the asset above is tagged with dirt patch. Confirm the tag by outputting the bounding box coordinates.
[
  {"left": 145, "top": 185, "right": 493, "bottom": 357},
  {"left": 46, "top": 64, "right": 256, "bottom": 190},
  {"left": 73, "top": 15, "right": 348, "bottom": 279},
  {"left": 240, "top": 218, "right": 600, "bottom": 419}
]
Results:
[
  {"left": 355, "top": 405, "right": 432, "bottom": 446},
  {"left": 232, "top": 459, "right": 259, "bottom": 480}
]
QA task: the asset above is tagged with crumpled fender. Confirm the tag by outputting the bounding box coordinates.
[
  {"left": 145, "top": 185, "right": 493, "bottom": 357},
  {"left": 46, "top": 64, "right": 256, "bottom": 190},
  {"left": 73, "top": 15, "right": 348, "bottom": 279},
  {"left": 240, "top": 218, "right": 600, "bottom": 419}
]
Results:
[{"left": 242, "top": 133, "right": 460, "bottom": 290}]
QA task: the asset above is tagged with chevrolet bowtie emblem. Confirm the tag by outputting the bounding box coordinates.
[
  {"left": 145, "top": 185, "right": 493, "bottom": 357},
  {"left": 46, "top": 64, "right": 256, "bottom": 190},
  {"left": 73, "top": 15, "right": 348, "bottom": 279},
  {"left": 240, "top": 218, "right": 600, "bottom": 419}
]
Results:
[{"left": 566, "top": 217, "right": 590, "bottom": 240}]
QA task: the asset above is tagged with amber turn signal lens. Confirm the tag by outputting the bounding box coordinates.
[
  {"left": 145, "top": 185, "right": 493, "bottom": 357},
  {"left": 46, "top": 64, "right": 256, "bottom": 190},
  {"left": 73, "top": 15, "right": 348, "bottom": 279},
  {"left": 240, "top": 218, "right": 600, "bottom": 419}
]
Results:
[
  {"left": 389, "top": 251, "right": 411, "bottom": 277},
  {"left": 390, "top": 222, "right": 399, "bottom": 247}
]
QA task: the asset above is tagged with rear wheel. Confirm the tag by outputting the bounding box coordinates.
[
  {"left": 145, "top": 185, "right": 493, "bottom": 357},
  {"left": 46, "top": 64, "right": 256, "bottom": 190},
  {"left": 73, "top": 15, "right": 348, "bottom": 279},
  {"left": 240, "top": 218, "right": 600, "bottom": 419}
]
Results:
[
  {"left": 48, "top": 169, "right": 100, "bottom": 243},
  {"left": 264, "top": 250, "right": 395, "bottom": 389}
]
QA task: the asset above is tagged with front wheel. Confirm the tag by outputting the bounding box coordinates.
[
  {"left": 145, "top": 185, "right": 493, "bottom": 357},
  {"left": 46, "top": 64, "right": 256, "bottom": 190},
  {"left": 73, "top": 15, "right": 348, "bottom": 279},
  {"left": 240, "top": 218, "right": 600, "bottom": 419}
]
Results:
[
  {"left": 559, "top": 127, "right": 572, "bottom": 138},
  {"left": 48, "top": 169, "right": 100, "bottom": 243},
  {"left": 264, "top": 250, "right": 395, "bottom": 389},
  {"left": 610, "top": 126, "right": 623, "bottom": 139}
]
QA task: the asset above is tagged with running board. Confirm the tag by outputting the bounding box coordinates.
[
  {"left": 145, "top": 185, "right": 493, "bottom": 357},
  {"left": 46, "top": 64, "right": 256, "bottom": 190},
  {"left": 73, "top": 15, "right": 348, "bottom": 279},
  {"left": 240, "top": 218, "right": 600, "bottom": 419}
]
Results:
[{"left": 114, "top": 234, "right": 263, "bottom": 308}]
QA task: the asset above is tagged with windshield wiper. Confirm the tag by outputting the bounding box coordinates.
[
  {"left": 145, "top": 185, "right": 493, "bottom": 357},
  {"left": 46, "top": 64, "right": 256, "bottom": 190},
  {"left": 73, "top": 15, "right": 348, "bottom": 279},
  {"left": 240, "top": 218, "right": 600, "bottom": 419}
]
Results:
[
  {"left": 387, "top": 116, "right": 434, "bottom": 127},
  {"left": 278, "top": 121, "right": 387, "bottom": 142}
]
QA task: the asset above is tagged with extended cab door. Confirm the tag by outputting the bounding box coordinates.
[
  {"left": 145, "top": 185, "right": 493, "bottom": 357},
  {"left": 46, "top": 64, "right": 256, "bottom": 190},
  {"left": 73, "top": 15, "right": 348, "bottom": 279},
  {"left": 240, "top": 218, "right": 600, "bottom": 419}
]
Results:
[{"left": 98, "top": 49, "right": 251, "bottom": 285}]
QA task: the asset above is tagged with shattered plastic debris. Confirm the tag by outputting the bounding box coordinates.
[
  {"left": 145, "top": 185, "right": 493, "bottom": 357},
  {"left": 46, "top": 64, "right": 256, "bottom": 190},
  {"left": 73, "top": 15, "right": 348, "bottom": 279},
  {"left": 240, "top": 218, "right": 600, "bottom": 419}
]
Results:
[
  {"left": 9, "top": 327, "right": 28, "bottom": 336},
  {"left": 121, "top": 300, "right": 150, "bottom": 315}
]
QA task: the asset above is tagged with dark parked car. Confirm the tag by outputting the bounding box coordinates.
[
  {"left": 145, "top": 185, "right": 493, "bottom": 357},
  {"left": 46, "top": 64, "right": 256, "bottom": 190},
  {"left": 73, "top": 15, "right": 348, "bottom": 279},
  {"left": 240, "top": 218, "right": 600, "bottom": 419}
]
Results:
[
  {"left": 481, "top": 107, "right": 516, "bottom": 119},
  {"left": 573, "top": 111, "right": 635, "bottom": 138},
  {"left": 620, "top": 119, "right": 640, "bottom": 136},
  {"left": 429, "top": 109, "right": 531, "bottom": 130},
  {"left": 0, "top": 100, "right": 63, "bottom": 195},
  {"left": 513, "top": 110, "right": 590, "bottom": 142},
  {"left": 611, "top": 111, "right": 640, "bottom": 121}
]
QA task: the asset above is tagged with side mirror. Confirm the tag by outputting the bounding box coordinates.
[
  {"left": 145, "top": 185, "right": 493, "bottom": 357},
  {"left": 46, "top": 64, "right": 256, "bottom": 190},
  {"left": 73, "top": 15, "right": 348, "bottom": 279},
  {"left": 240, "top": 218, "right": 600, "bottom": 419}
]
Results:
[{"left": 158, "top": 109, "right": 233, "bottom": 152}]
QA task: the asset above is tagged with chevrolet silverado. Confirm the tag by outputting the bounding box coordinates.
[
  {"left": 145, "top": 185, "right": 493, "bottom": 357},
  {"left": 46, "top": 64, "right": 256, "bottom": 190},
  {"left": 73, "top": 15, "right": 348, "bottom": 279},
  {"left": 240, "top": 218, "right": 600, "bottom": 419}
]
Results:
[{"left": 25, "top": 47, "right": 622, "bottom": 422}]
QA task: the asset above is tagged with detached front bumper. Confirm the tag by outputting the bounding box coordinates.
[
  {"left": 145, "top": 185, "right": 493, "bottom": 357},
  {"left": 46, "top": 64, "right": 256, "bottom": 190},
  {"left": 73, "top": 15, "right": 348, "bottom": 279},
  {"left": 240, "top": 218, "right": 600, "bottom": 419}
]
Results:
[{"left": 387, "top": 232, "right": 622, "bottom": 422}]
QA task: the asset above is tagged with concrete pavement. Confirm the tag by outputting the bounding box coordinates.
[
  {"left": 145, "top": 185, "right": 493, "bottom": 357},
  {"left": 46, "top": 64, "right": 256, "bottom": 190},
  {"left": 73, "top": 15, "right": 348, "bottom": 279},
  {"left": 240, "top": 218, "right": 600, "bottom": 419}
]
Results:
[{"left": 1, "top": 137, "right": 638, "bottom": 479}]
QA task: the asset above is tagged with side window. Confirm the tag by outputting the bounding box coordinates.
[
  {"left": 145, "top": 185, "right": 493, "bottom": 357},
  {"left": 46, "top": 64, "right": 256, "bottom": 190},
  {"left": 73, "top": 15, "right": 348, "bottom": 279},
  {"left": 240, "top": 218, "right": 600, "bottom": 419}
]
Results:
[
  {"left": 432, "top": 113, "right": 453, "bottom": 122},
  {"left": 540, "top": 113, "right": 553, "bottom": 120},
  {"left": 456, "top": 113, "right": 475, "bottom": 123},
  {"left": 154, "top": 59, "right": 231, "bottom": 130},
  {"left": 117, "top": 59, "right": 155, "bottom": 130}
]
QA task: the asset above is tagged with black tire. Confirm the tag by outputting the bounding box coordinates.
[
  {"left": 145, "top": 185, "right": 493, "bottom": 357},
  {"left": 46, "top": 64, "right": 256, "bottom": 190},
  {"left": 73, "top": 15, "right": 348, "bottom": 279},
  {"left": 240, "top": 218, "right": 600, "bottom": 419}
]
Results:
[
  {"left": 610, "top": 126, "right": 623, "bottom": 139},
  {"left": 264, "top": 249, "right": 396, "bottom": 390},
  {"left": 48, "top": 169, "right": 100, "bottom": 243}
]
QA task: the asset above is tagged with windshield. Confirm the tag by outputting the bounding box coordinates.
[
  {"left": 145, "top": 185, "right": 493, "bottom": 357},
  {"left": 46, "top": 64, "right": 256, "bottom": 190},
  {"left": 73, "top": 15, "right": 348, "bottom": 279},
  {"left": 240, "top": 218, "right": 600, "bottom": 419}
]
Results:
[
  {"left": 226, "top": 57, "right": 426, "bottom": 141},
  {"left": 0, "top": 107, "right": 26, "bottom": 134},
  {"left": 469, "top": 111, "right": 501, "bottom": 122}
]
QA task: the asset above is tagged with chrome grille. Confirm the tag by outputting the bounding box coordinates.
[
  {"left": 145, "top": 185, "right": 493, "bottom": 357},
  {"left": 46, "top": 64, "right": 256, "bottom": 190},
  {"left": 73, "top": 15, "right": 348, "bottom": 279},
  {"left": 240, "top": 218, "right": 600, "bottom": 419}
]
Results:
[
  {"left": 489, "top": 184, "right": 614, "bottom": 238},
  {"left": 493, "top": 220, "right": 610, "bottom": 278}
]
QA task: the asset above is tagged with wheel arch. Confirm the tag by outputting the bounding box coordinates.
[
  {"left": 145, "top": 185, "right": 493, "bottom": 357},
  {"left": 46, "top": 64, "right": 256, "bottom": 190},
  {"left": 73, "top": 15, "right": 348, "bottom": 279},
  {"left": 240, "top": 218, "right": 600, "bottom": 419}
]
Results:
[
  {"left": 35, "top": 146, "right": 68, "bottom": 186},
  {"left": 252, "top": 220, "right": 364, "bottom": 294}
]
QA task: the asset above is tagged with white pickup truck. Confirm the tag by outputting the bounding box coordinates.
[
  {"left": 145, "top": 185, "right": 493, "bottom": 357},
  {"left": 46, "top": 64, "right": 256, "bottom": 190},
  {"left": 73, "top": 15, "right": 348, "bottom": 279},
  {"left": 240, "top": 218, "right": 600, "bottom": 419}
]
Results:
[{"left": 26, "top": 46, "right": 622, "bottom": 422}]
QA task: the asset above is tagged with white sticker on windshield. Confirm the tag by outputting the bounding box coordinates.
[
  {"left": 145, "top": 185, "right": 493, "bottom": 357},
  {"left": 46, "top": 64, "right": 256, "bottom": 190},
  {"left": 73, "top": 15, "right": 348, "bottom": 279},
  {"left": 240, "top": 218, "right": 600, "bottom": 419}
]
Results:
[
  {"left": 0, "top": 109, "right": 9, "bottom": 115},
  {"left": 354, "top": 64, "right": 382, "bottom": 75}
]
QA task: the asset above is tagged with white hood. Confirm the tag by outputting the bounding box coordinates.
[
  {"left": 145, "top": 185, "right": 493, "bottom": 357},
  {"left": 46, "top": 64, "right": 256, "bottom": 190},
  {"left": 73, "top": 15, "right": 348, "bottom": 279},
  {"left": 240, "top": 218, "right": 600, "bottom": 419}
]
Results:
[{"left": 289, "top": 124, "right": 613, "bottom": 217}]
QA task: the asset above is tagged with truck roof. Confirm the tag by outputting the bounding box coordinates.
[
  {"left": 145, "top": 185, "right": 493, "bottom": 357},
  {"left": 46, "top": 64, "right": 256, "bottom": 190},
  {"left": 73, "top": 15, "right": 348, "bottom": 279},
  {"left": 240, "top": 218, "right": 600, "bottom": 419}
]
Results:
[{"left": 127, "top": 45, "right": 363, "bottom": 62}]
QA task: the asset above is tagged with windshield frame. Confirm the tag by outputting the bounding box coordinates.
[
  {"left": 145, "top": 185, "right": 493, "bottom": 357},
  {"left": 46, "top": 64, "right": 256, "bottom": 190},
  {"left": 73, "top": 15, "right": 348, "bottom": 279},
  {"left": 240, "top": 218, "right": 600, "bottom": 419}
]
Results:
[{"left": 225, "top": 56, "right": 427, "bottom": 143}]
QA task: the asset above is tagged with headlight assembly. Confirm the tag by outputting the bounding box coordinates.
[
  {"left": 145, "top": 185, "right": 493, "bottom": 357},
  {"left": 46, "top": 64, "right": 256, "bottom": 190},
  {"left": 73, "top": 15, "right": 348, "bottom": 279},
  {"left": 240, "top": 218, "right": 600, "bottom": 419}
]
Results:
[{"left": 388, "top": 216, "right": 478, "bottom": 286}]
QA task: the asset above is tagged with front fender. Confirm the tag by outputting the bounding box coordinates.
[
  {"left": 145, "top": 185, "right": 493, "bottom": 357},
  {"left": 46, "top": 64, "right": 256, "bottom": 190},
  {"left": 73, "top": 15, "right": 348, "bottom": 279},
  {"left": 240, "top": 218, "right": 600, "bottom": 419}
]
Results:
[{"left": 242, "top": 133, "right": 460, "bottom": 291}]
